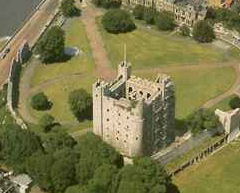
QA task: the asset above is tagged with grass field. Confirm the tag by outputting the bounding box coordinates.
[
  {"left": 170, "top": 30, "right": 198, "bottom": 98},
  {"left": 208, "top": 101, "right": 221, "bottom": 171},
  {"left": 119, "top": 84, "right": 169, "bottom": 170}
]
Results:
[
  {"left": 99, "top": 22, "right": 240, "bottom": 69},
  {"left": 174, "top": 140, "right": 240, "bottom": 193},
  {"left": 27, "top": 18, "right": 96, "bottom": 130}
]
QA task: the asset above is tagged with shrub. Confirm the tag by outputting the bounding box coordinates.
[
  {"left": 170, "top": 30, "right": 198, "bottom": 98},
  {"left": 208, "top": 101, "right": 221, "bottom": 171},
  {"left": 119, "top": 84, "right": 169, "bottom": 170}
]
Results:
[
  {"left": 193, "top": 20, "right": 215, "bottom": 43},
  {"left": 39, "top": 114, "right": 55, "bottom": 132},
  {"left": 179, "top": 24, "right": 190, "bottom": 36},
  {"left": 155, "top": 11, "right": 176, "bottom": 31},
  {"left": 68, "top": 89, "right": 92, "bottom": 121},
  {"left": 60, "top": 0, "right": 80, "bottom": 17},
  {"left": 143, "top": 8, "right": 156, "bottom": 25},
  {"left": 92, "top": 0, "right": 121, "bottom": 9},
  {"left": 36, "top": 26, "right": 65, "bottom": 63},
  {"left": 102, "top": 9, "right": 136, "bottom": 34},
  {"left": 133, "top": 5, "right": 145, "bottom": 20},
  {"left": 229, "top": 96, "right": 240, "bottom": 109},
  {"left": 31, "top": 92, "right": 52, "bottom": 111}
]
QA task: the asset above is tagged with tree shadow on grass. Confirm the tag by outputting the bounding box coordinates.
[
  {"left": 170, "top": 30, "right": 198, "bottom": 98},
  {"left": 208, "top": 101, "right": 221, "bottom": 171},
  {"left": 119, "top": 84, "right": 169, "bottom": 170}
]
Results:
[
  {"left": 167, "top": 183, "right": 180, "bottom": 193},
  {"left": 175, "top": 118, "right": 188, "bottom": 137}
]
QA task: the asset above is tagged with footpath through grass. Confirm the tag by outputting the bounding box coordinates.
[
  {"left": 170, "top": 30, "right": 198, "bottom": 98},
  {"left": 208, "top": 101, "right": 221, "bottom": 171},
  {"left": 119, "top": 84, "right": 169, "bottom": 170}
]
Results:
[
  {"left": 27, "top": 18, "right": 96, "bottom": 130},
  {"left": 174, "top": 140, "right": 240, "bottom": 193}
]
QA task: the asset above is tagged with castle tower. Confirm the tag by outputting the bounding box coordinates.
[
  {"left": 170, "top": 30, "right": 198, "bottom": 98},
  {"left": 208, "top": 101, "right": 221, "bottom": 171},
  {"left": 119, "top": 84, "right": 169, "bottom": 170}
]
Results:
[
  {"left": 118, "top": 45, "right": 131, "bottom": 81},
  {"left": 92, "top": 79, "right": 104, "bottom": 137}
]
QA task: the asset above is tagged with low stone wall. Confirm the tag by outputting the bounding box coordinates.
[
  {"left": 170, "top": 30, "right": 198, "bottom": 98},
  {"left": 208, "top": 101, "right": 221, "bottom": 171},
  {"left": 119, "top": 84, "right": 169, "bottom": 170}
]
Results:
[
  {"left": 7, "top": 41, "right": 31, "bottom": 129},
  {"left": 169, "top": 134, "right": 229, "bottom": 176}
]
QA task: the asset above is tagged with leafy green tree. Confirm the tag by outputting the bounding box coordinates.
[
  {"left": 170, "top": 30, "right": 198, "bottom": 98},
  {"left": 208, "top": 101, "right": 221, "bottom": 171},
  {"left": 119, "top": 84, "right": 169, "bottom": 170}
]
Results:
[
  {"left": 112, "top": 158, "right": 170, "bottom": 193},
  {"left": 193, "top": 20, "right": 215, "bottom": 43},
  {"left": 179, "top": 24, "right": 190, "bottom": 36},
  {"left": 51, "top": 155, "right": 76, "bottom": 193},
  {"left": 75, "top": 133, "right": 123, "bottom": 185},
  {"left": 31, "top": 92, "right": 51, "bottom": 111},
  {"left": 42, "top": 130, "right": 76, "bottom": 153},
  {"left": 36, "top": 26, "right": 65, "bottom": 63},
  {"left": 92, "top": 0, "right": 121, "bottom": 9},
  {"left": 186, "top": 108, "right": 218, "bottom": 134},
  {"left": 143, "top": 8, "right": 156, "bottom": 25},
  {"left": 102, "top": 9, "right": 136, "bottom": 34},
  {"left": 229, "top": 96, "right": 240, "bottom": 109},
  {"left": 133, "top": 5, "right": 145, "bottom": 20},
  {"left": 82, "top": 164, "right": 118, "bottom": 193},
  {"left": 39, "top": 114, "right": 55, "bottom": 132},
  {"left": 68, "top": 89, "right": 92, "bottom": 121},
  {"left": 26, "top": 152, "right": 54, "bottom": 191},
  {"left": 61, "top": 0, "right": 80, "bottom": 17},
  {"left": 155, "top": 11, "right": 176, "bottom": 31},
  {"left": 2, "top": 126, "right": 42, "bottom": 172}
]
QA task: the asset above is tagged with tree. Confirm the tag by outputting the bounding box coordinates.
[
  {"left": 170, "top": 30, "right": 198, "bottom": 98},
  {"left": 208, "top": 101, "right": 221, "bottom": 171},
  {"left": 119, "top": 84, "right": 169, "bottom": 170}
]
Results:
[
  {"left": 68, "top": 89, "right": 92, "bottom": 121},
  {"left": 102, "top": 9, "right": 136, "bottom": 34},
  {"left": 51, "top": 156, "right": 76, "bottom": 193},
  {"left": 39, "top": 114, "right": 55, "bottom": 132},
  {"left": 31, "top": 92, "right": 51, "bottom": 111},
  {"left": 26, "top": 152, "right": 54, "bottom": 191},
  {"left": 36, "top": 26, "right": 65, "bottom": 63},
  {"left": 155, "top": 11, "right": 176, "bottom": 31},
  {"left": 60, "top": 0, "right": 80, "bottom": 17},
  {"left": 92, "top": 0, "right": 121, "bottom": 9},
  {"left": 82, "top": 164, "right": 119, "bottom": 193},
  {"left": 75, "top": 133, "right": 123, "bottom": 185},
  {"left": 143, "top": 8, "right": 156, "bottom": 25},
  {"left": 229, "top": 96, "right": 240, "bottom": 109},
  {"left": 42, "top": 130, "right": 76, "bottom": 153},
  {"left": 186, "top": 108, "right": 218, "bottom": 134},
  {"left": 179, "top": 24, "right": 190, "bottom": 36},
  {"left": 2, "top": 126, "right": 42, "bottom": 172},
  {"left": 112, "top": 157, "right": 171, "bottom": 193},
  {"left": 193, "top": 20, "right": 215, "bottom": 43},
  {"left": 133, "top": 5, "right": 145, "bottom": 20}
]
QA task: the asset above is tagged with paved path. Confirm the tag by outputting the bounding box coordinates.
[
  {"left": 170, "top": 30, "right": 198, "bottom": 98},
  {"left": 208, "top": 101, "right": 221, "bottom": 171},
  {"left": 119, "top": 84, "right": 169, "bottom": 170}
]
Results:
[
  {"left": 202, "top": 63, "right": 240, "bottom": 108},
  {"left": 0, "top": 0, "right": 59, "bottom": 88},
  {"left": 81, "top": 3, "right": 116, "bottom": 80}
]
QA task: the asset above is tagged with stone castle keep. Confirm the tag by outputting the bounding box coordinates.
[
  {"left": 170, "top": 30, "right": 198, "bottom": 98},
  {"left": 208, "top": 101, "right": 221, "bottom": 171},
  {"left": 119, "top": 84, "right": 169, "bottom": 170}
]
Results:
[{"left": 93, "top": 57, "right": 175, "bottom": 157}]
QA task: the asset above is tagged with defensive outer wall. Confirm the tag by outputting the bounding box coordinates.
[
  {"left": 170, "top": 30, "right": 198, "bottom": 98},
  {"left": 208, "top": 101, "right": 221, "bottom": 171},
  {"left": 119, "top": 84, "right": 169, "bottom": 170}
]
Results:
[{"left": 4, "top": 0, "right": 65, "bottom": 129}]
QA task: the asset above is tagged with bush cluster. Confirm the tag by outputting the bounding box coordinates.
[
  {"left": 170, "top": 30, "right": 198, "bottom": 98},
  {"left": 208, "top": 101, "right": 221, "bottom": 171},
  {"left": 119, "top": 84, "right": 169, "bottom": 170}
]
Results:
[
  {"left": 92, "top": 0, "right": 121, "bottom": 9},
  {"left": 102, "top": 9, "right": 136, "bottom": 34},
  {"left": 31, "top": 92, "right": 52, "bottom": 111}
]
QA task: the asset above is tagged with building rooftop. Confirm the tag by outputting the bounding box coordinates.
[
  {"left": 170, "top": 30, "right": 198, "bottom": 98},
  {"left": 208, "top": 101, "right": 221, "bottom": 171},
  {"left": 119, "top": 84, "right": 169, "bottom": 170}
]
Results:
[{"left": 11, "top": 174, "right": 32, "bottom": 187}]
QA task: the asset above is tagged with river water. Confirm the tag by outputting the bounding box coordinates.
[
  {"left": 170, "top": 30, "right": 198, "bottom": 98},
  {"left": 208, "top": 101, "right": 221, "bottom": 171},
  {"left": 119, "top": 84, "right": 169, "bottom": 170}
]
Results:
[{"left": 0, "top": 0, "right": 42, "bottom": 39}]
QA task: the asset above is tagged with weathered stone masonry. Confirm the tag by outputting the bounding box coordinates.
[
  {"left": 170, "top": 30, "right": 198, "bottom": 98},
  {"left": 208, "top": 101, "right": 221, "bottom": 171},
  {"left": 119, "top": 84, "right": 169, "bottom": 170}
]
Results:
[{"left": 93, "top": 58, "right": 175, "bottom": 157}]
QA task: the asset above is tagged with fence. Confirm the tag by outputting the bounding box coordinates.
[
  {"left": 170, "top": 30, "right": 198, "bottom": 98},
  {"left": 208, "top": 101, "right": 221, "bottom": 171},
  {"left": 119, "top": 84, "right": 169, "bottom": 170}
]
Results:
[{"left": 168, "top": 134, "right": 229, "bottom": 176}]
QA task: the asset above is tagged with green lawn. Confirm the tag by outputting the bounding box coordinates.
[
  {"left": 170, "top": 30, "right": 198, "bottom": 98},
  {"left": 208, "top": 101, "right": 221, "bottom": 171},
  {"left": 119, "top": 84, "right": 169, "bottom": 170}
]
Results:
[
  {"left": 99, "top": 21, "right": 240, "bottom": 69},
  {"left": 174, "top": 141, "right": 240, "bottom": 193},
  {"left": 27, "top": 18, "right": 96, "bottom": 130},
  {"left": 136, "top": 66, "right": 236, "bottom": 119}
]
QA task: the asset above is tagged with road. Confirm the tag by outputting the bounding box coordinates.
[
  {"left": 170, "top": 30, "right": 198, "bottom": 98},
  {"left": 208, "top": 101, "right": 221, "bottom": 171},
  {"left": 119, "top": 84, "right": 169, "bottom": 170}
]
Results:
[{"left": 0, "top": 0, "right": 59, "bottom": 88}]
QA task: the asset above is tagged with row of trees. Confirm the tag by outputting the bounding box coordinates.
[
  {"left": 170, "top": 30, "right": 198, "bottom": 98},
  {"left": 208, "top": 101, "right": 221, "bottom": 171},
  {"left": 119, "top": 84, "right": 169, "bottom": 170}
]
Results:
[
  {"left": 0, "top": 123, "right": 173, "bottom": 193},
  {"left": 103, "top": 5, "right": 215, "bottom": 43},
  {"left": 133, "top": 6, "right": 176, "bottom": 31},
  {"left": 60, "top": 0, "right": 80, "bottom": 17}
]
